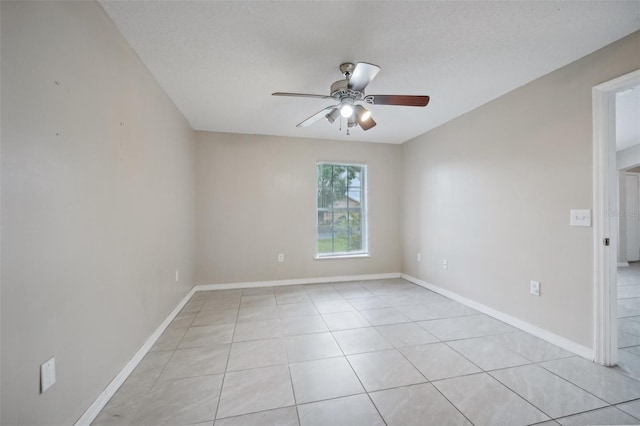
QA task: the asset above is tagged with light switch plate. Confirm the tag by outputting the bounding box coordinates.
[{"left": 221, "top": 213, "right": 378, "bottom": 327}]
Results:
[
  {"left": 41, "top": 357, "right": 56, "bottom": 393},
  {"left": 570, "top": 209, "right": 591, "bottom": 227}
]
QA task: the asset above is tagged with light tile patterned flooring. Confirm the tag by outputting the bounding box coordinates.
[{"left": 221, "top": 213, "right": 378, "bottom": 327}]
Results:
[
  {"left": 93, "top": 278, "right": 640, "bottom": 426},
  {"left": 618, "top": 262, "right": 640, "bottom": 384}
]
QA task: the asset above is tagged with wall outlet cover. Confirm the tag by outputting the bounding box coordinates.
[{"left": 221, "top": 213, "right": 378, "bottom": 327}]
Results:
[
  {"left": 41, "top": 357, "right": 56, "bottom": 393},
  {"left": 530, "top": 280, "right": 541, "bottom": 296}
]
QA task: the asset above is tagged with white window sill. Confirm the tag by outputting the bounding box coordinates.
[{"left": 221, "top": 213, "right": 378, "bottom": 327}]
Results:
[{"left": 314, "top": 253, "right": 370, "bottom": 260}]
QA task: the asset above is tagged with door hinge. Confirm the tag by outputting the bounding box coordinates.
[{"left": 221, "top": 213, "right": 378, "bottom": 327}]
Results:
[{"left": 604, "top": 238, "right": 610, "bottom": 246}]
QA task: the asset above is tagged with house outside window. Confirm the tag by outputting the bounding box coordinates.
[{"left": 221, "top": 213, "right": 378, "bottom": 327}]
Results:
[{"left": 316, "top": 162, "right": 368, "bottom": 257}]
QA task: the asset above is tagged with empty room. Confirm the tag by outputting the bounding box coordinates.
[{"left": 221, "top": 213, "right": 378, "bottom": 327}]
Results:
[{"left": 3, "top": 1, "right": 640, "bottom": 425}]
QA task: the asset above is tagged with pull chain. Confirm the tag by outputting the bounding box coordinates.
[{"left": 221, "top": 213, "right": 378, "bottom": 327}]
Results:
[{"left": 339, "top": 116, "right": 351, "bottom": 136}]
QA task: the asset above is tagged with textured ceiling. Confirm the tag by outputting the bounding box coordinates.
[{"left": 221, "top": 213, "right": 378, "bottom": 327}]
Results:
[{"left": 99, "top": 1, "right": 640, "bottom": 144}]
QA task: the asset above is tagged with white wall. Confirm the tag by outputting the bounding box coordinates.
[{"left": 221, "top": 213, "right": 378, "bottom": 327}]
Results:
[
  {"left": 1, "top": 2, "right": 196, "bottom": 424},
  {"left": 195, "top": 132, "right": 402, "bottom": 285},
  {"left": 402, "top": 30, "right": 640, "bottom": 349}
]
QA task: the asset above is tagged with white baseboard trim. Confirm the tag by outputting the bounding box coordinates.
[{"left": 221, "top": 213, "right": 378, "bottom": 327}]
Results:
[
  {"left": 74, "top": 287, "right": 197, "bottom": 426},
  {"left": 618, "top": 262, "right": 630, "bottom": 267},
  {"left": 401, "top": 274, "right": 594, "bottom": 361},
  {"left": 195, "top": 272, "right": 401, "bottom": 291}
]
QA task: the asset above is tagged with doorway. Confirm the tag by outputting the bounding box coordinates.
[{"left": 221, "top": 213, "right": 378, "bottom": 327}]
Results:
[
  {"left": 593, "top": 70, "right": 640, "bottom": 366},
  {"left": 624, "top": 172, "right": 640, "bottom": 263}
]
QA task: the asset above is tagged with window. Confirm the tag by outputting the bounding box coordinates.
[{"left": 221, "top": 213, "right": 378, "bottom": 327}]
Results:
[{"left": 317, "top": 163, "right": 367, "bottom": 257}]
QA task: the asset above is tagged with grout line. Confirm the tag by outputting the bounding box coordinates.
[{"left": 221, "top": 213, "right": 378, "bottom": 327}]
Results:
[
  {"left": 93, "top": 278, "right": 640, "bottom": 425},
  {"left": 284, "top": 347, "right": 300, "bottom": 425},
  {"left": 485, "top": 370, "right": 556, "bottom": 421},
  {"left": 340, "top": 353, "right": 389, "bottom": 426},
  {"left": 293, "top": 403, "right": 302, "bottom": 426},
  {"left": 441, "top": 336, "right": 529, "bottom": 372},
  {"left": 429, "top": 381, "right": 476, "bottom": 425},
  {"left": 535, "top": 357, "right": 624, "bottom": 409},
  {"left": 549, "top": 404, "right": 635, "bottom": 423},
  {"left": 365, "top": 392, "right": 389, "bottom": 425},
  {"left": 616, "top": 399, "right": 640, "bottom": 422},
  {"left": 108, "top": 292, "right": 202, "bottom": 424},
  {"left": 212, "top": 404, "right": 297, "bottom": 423},
  {"left": 439, "top": 340, "right": 485, "bottom": 372},
  {"left": 212, "top": 303, "right": 238, "bottom": 421}
]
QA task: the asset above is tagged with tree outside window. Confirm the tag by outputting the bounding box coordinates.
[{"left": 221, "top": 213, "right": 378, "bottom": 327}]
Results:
[{"left": 317, "top": 163, "right": 367, "bottom": 256}]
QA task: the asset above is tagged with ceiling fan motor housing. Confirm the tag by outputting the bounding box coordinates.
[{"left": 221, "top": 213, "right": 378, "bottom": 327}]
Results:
[{"left": 330, "top": 79, "right": 349, "bottom": 96}]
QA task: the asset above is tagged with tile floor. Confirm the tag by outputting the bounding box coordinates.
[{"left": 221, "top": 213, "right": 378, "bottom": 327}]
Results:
[
  {"left": 93, "top": 278, "right": 640, "bottom": 426},
  {"left": 618, "top": 262, "right": 640, "bottom": 382}
]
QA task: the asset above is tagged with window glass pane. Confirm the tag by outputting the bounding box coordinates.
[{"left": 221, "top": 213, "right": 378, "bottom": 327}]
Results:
[
  {"left": 348, "top": 210, "right": 361, "bottom": 227},
  {"left": 348, "top": 209, "right": 361, "bottom": 251},
  {"left": 332, "top": 211, "right": 350, "bottom": 253},
  {"left": 338, "top": 166, "right": 349, "bottom": 204},
  {"left": 317, "top": 163, "right": 366, "bottom": 256},
  {"left": 332, "top": 208, "right": 349, "bottom": 226},
  {"left": 348, "top": 232, "right": 362, "bottom": 251},
  {"left": 348, "top": 188, "right": 361, "bottom": 206},
  {"left": 318, "top": 188, "right": 333, "bottom": 209},
  {"left": 347, "top": 166, "right": 361, "bottom": 189},
  {"left": 317, "top": 224, "right": 333, "bottom": 253},
  {"left": 318, "top": 165, "right": 334, "bottom": 209}
]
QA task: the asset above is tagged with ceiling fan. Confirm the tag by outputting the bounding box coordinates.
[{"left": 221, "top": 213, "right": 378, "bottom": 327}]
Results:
[{"left": 272, "top": 62, "right": 430, "bottom": 133}]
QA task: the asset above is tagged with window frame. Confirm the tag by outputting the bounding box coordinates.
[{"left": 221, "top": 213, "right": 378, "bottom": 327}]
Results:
[{"left": 315, "top": 161, "right": 369, "bottom": 259}]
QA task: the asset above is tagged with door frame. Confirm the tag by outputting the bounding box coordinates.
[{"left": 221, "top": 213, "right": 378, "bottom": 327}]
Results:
[{"left": 593, "top": 69, "right": 640, "bottom": 366}]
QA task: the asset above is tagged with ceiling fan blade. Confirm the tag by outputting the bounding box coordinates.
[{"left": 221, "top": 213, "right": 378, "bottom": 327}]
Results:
[
  {"left": 366, "top": 95, "right": 430, "bottom": 107},
  {"left": 272, "top": 92, "right": 332, "bottom": 100},
  {"left": 347, "top": 62, "right": 381, "bottom": 92},
  {"left": 297, "top": 106, "right": 337, "bottom": 127},
  {"left": 359, "top": 116, "right": 377, "bottom": 131}
]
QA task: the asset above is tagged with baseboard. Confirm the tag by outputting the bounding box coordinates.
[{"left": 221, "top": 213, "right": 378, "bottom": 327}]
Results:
[
  {"left": 401, "top": 274, "right": 594, "bottom": 361},
  {"left": 74, "top": 287, "right": 197, "bottom": 426},
  {"left": 195, "top": 272, "right": 401, "bottom": 291},
  {"left": 618, "top": 262, "right": 630, "bottom": 267}
]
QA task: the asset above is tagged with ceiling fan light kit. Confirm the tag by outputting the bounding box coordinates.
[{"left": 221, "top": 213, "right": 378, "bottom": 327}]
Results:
[
  {"left": 325, "top": 108, "right": 340, "bottom": 124},
  {"left": 355, "top": 105, "right": 371, "bottom": 122},
  {"left": 272, "top": 62, "right": 430, "bottom": 133},
  {"left": 340, "top": 98, "right": 355, "bottom": 118}
]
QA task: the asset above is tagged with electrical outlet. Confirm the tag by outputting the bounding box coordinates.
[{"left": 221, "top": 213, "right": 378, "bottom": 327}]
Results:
[
  {"left": 443, "top": 259, "right": 448, "bottom": 269},
  {"left": 417, "top": 253, "right": 421, "bottom": 262},
  {"left": 277, "top": 253, "right": 284, "bottom": 263},
  {"left": 175, "top": 269, "right": 179, "bottom": 282},
  {"left": 40, "top": 357, "right": 56, "bottom": 393},
  {"left": 530, "top": 280, "right": 541, "bottom": 296}
]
